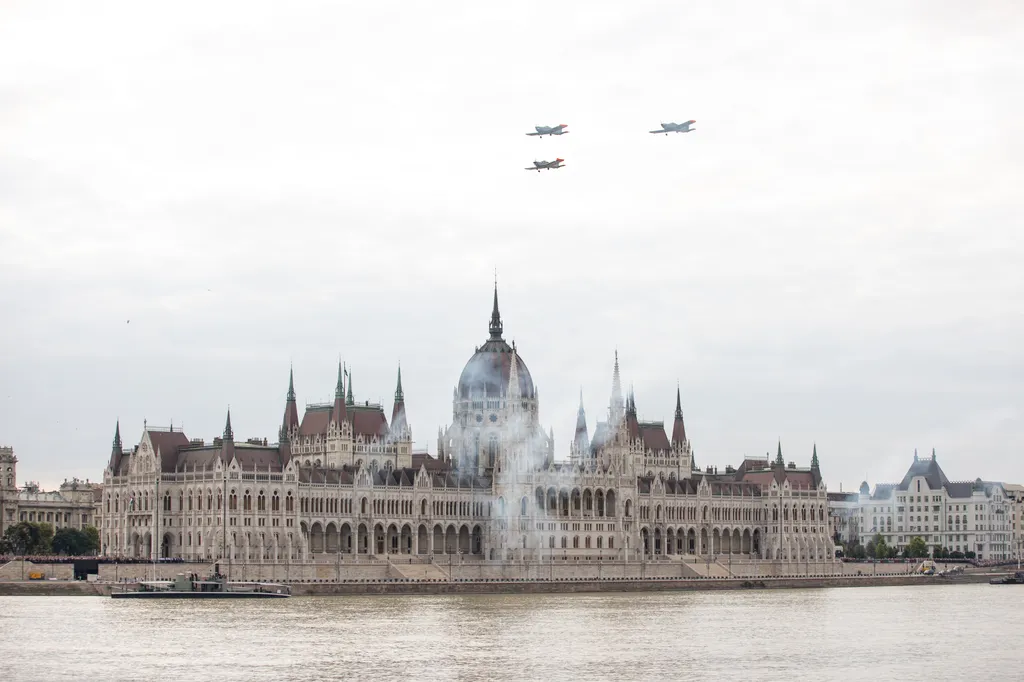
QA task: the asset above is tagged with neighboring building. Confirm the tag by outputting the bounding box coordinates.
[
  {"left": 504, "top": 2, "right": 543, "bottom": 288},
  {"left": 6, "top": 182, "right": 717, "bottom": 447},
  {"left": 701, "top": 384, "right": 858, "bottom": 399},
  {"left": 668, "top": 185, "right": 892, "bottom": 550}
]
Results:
[
  {"left": 0, "top": 446, "right": 102, "bottom": 537},
  {"left": 837, "top": 450, "right": 1013, "bottom": 560},
  {"left": 827, "top": 490, "right": 860, "bottom": 548},
  {"left": 98, "top": 287, "right": 836, "bottom": 565},
  {"left": 1005, "top": 483, "right": 1024, "bottom": 565}
]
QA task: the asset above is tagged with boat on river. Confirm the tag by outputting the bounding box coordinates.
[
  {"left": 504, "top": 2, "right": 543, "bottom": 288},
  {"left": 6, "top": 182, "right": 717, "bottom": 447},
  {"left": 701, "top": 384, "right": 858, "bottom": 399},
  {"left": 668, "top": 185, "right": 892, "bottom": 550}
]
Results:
[
  {"left": 111, "top": 567, "right": 290, "bottom": 599},
  {"left": 989, "top": 571, "right": 1024, "bottom": 585}
]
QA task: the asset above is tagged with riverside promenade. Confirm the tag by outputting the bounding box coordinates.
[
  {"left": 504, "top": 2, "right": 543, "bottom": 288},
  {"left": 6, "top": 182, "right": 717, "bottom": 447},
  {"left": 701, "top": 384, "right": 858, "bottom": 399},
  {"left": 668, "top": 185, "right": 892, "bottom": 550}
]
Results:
[{"left": 0, "top": 557, "right": 1008, "bottom": 597}]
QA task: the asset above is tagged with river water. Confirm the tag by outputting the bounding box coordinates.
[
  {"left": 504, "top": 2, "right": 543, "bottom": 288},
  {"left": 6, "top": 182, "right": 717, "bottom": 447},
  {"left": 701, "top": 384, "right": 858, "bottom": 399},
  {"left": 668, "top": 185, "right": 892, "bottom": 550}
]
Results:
[{"left": 1, "top": 585, "right": 1020, "bottom": 681}]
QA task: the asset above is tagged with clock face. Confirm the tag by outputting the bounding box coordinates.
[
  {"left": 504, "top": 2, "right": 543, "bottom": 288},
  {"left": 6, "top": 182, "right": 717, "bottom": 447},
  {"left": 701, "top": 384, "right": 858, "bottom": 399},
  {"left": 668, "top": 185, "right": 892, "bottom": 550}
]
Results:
[{"left": 489, "top": 414, "right": 498, "bottom": 423}]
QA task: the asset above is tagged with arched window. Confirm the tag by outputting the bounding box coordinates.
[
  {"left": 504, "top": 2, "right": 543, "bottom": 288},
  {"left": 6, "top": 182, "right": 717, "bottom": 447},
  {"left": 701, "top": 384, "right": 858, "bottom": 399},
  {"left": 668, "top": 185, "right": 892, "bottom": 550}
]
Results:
[
  {"left": 163, "top": 494, "right": 171, "bottom": 512},
  {"left": 361, "top": 498, "right": 367, "bottom": 514},
  {"left": 257, "top": 492, "right": 266, "bottom": 512},
  {"left": 421, "top": 499, "right": 427, "bottom": 516},
  {"left": 188, "top": 492, "right": 193, "bottom": 511},
  {"left": 243, "top": 491, "right": 252, "bottom": 512},
  {"left": 271, "top": 492, "right": 280, "bottom": 512},
  {"left": 178, "top": 493, "right": 184, "bottom": 511},
  {"left": 521, "top": 497, "right": 528, "bottom": 516},
  {"left": 285, "top": 492, "right": 294, "bottom": 512},
  {"left": 229, "top": 491, "right": 237, "bottom": 511}
]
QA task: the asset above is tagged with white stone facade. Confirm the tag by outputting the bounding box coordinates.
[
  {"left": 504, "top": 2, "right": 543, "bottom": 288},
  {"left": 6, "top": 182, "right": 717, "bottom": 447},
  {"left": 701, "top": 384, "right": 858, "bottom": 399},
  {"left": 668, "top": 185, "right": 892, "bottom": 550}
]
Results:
[
  {"left": 97, "top": 288, "right": 837, "bottom": 567},
  {"left": 0, "top": 446, "right": 101, "bottom": 537},
  {"left": 837, "top": 450, "right": 1014, "bottom": 559}
]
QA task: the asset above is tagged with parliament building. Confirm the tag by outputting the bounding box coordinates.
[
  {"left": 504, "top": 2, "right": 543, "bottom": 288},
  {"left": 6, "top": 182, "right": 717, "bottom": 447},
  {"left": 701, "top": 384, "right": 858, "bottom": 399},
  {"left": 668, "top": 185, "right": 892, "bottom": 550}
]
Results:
[{"left": 99, "top": 288, "right": 836, "bottom": 568}]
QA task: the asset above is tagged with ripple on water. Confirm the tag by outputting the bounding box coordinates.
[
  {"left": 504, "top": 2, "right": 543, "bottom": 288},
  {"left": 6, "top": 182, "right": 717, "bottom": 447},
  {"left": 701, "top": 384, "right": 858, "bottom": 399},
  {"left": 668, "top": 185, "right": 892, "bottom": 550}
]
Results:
[{"left": 1, "top": 585, "right": 1021, "bottom": 682}]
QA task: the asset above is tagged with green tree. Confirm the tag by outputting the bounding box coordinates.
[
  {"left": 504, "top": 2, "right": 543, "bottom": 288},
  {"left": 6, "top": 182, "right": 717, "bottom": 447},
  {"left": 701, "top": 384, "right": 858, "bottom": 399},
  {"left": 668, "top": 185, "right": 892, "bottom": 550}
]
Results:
[
  {"left": 83, "top": 526, "right": 100, "bottom": 553},
  {"left": 868, "top": 533, "right": 888, "bottom": 559},
  {"left": 52, "top": 528, "right": 97, "bottom": 555},
  {"left": 907, "top": 536, "right": 928, "bottom": 559},
  {"left": 0, "top": 522, "right": 54, "bottom": 554},
  {"left": 851, "top": 544, "right": 867, "bottom": 559}
]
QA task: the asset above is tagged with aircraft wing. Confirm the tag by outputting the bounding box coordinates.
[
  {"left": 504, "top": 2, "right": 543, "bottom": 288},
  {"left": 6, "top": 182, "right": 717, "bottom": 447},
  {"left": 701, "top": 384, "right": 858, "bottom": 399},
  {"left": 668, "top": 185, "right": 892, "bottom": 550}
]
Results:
[{"left": 525, "top": 132, "right": 542, "bottom": 136}]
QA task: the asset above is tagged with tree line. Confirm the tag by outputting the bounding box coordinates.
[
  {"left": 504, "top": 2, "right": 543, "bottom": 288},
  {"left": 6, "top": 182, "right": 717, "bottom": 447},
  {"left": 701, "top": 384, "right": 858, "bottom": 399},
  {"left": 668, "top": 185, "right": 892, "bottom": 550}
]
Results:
[
  {"left": 840, "top": 533, "right": 976, "bottom": 560},
  {"left": 0, "top": 522, "right": 100, "bottom": 556}
]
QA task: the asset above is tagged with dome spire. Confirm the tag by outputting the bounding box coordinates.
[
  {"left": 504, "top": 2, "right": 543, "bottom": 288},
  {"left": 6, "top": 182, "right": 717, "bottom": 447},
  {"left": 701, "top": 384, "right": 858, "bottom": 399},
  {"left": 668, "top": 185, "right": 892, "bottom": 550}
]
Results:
[{"left": 489, "top": 279, "right": 503, "bottom": 340}]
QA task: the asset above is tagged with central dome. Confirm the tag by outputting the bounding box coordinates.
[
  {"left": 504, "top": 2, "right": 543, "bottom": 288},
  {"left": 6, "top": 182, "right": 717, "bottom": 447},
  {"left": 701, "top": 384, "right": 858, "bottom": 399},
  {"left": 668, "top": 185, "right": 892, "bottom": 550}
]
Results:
[{"left": 457, "top": 287, "right": 536, "bottom": 400}]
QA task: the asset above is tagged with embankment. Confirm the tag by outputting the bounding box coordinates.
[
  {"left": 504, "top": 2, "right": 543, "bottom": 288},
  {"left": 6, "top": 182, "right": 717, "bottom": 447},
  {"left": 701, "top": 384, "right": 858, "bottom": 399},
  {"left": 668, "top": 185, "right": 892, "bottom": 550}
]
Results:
[{"left": 0, "top": 572, "right": 999, "bottom": 597}]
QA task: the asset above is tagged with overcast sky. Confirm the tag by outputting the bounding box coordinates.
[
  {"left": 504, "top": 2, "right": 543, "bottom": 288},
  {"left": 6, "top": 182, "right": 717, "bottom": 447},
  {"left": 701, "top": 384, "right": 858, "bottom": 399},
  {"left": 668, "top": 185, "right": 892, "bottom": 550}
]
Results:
[{"left": 1, "top": 1, "right": 1022, "bottom": 493}]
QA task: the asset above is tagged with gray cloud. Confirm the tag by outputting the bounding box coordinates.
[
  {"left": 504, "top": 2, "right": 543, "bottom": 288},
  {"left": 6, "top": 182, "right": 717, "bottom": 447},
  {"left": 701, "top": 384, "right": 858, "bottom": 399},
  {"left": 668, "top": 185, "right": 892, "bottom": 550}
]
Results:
[{"left": 1, "top": 0, "right": 1022, "bottom": 493}]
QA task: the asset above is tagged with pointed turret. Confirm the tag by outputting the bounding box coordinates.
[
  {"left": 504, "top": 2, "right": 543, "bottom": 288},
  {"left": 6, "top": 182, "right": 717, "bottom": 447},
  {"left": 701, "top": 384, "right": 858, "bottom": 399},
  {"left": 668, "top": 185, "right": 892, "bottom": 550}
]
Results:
[
  {"left": 507, "top": 347, "right": 522, "bottom": 402},
  {"left": 223, "top": 409, "right": 234, "bottom": 441},
  {"left": 108, "top": 420, "right": 123, "bottom": 472},
  {"left": 489, "top": 281, "right": 503, "bottom": 340},
  {"left": 671, "top": 384, "right": 687, "bottom": 445},
  {"left": 811, "top": 443, "right": 819, "bottom": 470},
  {"left": 331, "top": 361, "right": 347, "bottom": 426},
  {"left": 391, "top": 365, "right": 407, "bottom": 436},
  {"left": 774, "top": 440, "right": 784, "bottom": 466},
  {"left": 345, "top": 365, "right": 354, "bottom": 406},
  {"left": 610, "top": 350, "right": 624, "bottom": 421},
  {"left": 281, "top": 366, "right": 300, "bottom": 440},
  {"left": 625, "top": 386, "right": 639, "bottom": 440},
  {"left": 574, "top": 389, "right": 589, "bottom": 455}
]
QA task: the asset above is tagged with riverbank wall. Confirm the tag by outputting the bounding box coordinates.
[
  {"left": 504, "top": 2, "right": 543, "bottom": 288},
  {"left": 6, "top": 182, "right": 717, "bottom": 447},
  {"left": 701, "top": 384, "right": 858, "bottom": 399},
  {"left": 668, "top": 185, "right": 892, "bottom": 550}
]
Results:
[{"left": 0, "top": 572, "right": 1001, "bottom": 597}]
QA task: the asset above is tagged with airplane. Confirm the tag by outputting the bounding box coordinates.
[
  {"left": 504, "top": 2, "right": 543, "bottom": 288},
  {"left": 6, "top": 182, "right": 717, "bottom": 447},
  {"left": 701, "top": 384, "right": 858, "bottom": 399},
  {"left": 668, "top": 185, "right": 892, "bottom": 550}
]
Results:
[
  {"left": 649, "top": 120, "right": 696, "bottom": 134},
  {"left": 525, "top": 158, "right": 565, "bottom": 171},
  {"left": 526, "top": 124, "right": 569, "bottom": 137}
]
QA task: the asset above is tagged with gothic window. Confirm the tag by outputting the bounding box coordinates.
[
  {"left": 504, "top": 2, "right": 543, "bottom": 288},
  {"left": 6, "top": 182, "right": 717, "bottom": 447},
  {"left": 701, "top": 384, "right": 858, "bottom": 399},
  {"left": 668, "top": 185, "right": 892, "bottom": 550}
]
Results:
[
  {"left": 421, "top": 499, "right": 427, "bottom": 516},
  {"left": 521, "top": 497, "right": 528, "bottom": 516},
  {"left": 243, "top": 492, "right": 252, "bottom": 512},
  {"left": 188, "top": 492, "right": 193, "bottom": 512},
  {"left": 178, "top": 493, "right": 184, "bottom": 511},
  {"left": 272, "top": 493, "right": 280, "bottom": 512},
  {"left": 488, "top": 435, "right": 498, "bottom": 464},
  {"left": 257, "top": 492, "right": 266, "bottom": 512},
  {"left": 163, "top": 494, "right": 171, "bottom": 512},
  {"left": 229, "top": 491, "right": 238, "bottom": 511},
  {"left": 285, "top": 492, "right": 293, "bottom": 512}
]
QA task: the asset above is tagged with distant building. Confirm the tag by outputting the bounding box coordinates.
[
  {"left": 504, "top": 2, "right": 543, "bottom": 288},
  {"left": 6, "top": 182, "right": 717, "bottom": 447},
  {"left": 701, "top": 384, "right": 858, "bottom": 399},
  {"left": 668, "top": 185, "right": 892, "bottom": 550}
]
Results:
[
  {"left": 833, "top": 450, "right": 1013, "bottom": 560},
  {"left": 97, "top": 286, "right": 836, "bottom": 566},
  {"left": 1004, "top": 483, "right": 1024, "bottom": 564},
  {"left": 0, "top": 446, "right": 102, "bottom": 537},
  {"left": 827, "top": 491, "right": 860, "bottom": 548}
]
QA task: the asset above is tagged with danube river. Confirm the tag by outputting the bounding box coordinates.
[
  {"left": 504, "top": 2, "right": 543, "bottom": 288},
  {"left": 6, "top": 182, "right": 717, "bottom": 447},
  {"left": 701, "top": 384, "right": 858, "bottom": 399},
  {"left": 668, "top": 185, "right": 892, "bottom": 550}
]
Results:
[{"left": 1, "top": 584, "right": 1020, "bottom": 681}]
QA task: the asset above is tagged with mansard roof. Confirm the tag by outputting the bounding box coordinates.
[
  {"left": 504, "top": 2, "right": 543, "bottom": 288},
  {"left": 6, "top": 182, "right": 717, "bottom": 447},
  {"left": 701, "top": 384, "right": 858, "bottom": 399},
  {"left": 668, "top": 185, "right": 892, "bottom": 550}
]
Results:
[
  {"left": 297, "top": 402, "right": 391, "bottom": 440},
  {"left": 638, "top": 421, "right": 670, "bottom": 452},
  {"left": 898, "top": 455, "right": 950, "bottom": 491},
  {"left": 147, "top": 429, "right": 191, "bottom": 472}
]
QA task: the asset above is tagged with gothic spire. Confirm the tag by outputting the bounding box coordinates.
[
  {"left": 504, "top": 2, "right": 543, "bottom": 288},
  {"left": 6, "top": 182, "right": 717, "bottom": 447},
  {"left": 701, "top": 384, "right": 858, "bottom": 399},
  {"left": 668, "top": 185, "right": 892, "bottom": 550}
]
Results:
[
  {"left": 345, "top": 364, "right": 354, "bottom": 406},
  {"left": 394, "top": 364, "right": 404, "bottom": 403},
  {"left": 332, "top": 361, "right": 348, "bottom": 426},
  {"left": 282, "top": 366, "right": 300, "bottom": 440},
  {"left": 610, "top": 350, "right": 624, "bottom": 421},
  {"left": 223, "top": 408, "right": 234, "bottom": 441},
  {"left": 774, "top": 440, "right": 784, "bottom": 466},
  {"left": 574, "top": 389, "right": 589, "bottom": 455},
  {"left": 488, "top": 281, "right": 503, "bottom": 340},
  {"left": 508, "top": 348, "right": 521, "bottom": 401},
  {"left": 811, "top": 443, "right": 819, "bottom": 469},
  {"left": 112, "top": 420, "right": 122, "bottom": 453},
  {"left": 671, "top": 384, "right": 687, "bottom": 445}
]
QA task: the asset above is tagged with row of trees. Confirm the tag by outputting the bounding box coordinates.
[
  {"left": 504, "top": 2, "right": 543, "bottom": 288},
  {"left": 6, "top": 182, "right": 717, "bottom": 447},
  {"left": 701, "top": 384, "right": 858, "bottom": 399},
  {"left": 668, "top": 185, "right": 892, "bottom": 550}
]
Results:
[
  {"left": 0, "top": 522, "right": 100, "bottom": 556},
  {"left": 841, "top": 534, "right": 975, "bottom": 561}
]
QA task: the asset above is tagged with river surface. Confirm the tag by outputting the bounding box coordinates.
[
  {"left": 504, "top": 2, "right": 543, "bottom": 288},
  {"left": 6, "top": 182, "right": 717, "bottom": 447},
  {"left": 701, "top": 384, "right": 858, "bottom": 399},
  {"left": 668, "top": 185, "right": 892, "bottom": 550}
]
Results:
[{"left": 1, "top": 584, "right": 1021, "bottom": 681}]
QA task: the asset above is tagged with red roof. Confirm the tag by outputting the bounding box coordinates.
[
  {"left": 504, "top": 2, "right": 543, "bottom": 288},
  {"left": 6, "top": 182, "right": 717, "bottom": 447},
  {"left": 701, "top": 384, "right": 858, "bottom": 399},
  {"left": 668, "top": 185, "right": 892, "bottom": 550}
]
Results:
[{"left": 638, "top": 422, "right": 670, "bottom": 452}]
